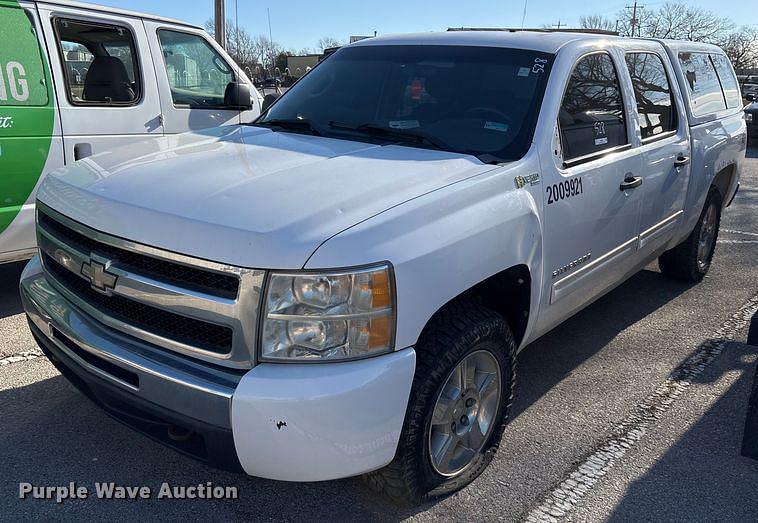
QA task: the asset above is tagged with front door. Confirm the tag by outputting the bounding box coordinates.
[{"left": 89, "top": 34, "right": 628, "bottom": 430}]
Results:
[
  {"left": 38, "top": 4, "right": 164, "bottom": 163},
  {"left": 538, "top": 50, "right": 644, "bottom": 332}
]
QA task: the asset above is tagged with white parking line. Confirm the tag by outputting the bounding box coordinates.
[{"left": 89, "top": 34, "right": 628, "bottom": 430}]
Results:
[
  {"left": 721, "top": 229, "right": 758, "bottom": 237},
  {"left": 0, "top": 348, "right": 43, "bottom": 367},
  {"left": 525, "top": 292, "right": 758, "bottom": 522},
  {"left": 718, "top": 239, "right": 758, "bottom": 244}
]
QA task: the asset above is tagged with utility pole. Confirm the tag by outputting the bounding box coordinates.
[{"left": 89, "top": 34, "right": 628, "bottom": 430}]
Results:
[
  {"left": 625, "top": 1, "right": 644, "bottom": 37},
  {"left": 551, "top": 20, "right": 563, "bottom": 30},
  {"left": 214, "top": 0, "right": 226, "bottom": 48}
]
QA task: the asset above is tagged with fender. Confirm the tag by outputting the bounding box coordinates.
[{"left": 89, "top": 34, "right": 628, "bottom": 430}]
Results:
[{"left": 305, "top": 157, "right": 545, "bottom": 352}]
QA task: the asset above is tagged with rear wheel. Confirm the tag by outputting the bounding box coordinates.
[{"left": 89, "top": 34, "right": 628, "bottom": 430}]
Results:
[
  {"left": 659, "top": 187, "right": 722, "bottom": 282},
  {"left": 366, "top": 301, "right": 516, "bottom": 505}
]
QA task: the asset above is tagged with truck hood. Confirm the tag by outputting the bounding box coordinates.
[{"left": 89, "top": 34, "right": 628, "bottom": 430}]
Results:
[{"left": 38, "top": 125, "right": 496, "bottom": 268}]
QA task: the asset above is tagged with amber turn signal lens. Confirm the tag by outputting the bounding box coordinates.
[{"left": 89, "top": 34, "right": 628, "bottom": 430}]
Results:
[
  {"left": 371, "top": 269, "right": 391, "bottom": 309},
  {"left": 368, "top": 314, "right": 392, "bottom": 349}
]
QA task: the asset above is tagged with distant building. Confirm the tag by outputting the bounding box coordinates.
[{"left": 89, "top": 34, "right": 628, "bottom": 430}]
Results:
[
  {"left": 350, "top": 35, "right": 373, "bottom": 43},
  {"left": 287, "top": 54, "right": 320, "bottom": 78}
]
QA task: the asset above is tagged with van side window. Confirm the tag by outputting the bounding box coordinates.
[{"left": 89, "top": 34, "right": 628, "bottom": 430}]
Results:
[
  {"left": 710, "top": 54, "right": 741, "bottom": 109},
  {"left": 559, "top": 53, "right": 628, "bottom": 162},
  {"left": 677, "top": 52, "right": 726, "bottom": 117},
  {"left": 54, "top": 18, "right": 140, "bottom": 106},
  {"left": 157, "top": 30, "right": 235, "bottom": 109},
  {"left": 624, "top": 53, "right": 676, "bottom": 140},
  {"left": 0, "top": 6, "right": 49, "bottom": 107}
]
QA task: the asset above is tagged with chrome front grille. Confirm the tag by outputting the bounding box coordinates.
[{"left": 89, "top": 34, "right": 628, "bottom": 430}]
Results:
[{"left": 35, "top": 202, "right": 265, "bottom": 369}]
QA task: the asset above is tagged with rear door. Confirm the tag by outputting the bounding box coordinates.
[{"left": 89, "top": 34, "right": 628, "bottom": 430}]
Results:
[
  {"left": 539, "top": 49, "right": 643, "bottom": 331},
  {"left": 37, "top": 3, "right": 164, "bottom": 162},
  {"left": 143, "top": 22, "right": 244, "bottom": 133},
  {"left": 0, "top": 0, "right": 64, "bottom": 261},
  {"left": 622, "top": 48, "right": 690, "bottom": 256}
]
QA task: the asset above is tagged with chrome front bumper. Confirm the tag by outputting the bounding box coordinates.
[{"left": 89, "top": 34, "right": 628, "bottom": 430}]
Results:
[{"left": 20, "top": 256, "right": 244, "bottom": 469}]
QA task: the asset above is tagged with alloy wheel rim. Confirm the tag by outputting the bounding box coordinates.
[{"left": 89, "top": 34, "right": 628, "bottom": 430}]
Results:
[
  {"left": 428, "top": 349, "right": 502, "bottom": 477},
  {"left": 697, "top": 204, "right": 717, "bottom": 271}
]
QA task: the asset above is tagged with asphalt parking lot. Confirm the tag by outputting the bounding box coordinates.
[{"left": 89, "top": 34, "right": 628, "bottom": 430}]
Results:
[{"left": 1, "top": 147, "right": 757, "bottom": 521}]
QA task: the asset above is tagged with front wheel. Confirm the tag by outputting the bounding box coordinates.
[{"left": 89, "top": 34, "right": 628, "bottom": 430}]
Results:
[
  {"left": 659, "top": 187, "right": 722, "bottom": 282},
  {"left": 366, "top": 301, "right": 516, "bottom": 505}
]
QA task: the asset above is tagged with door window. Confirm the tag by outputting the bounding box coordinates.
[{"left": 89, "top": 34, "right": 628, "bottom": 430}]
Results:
[
  {"left": 678, "top": 52, "right": 726, "bottom": 117},
  {"left": 624, "top": 53, "right": 676, "bottom": 140},
  {"left": 54, "top": 18, "right": 140, "bottom": 105},
  {"left": 710, "top": 53, "right": 741, "bottom": 109},
  {"left": 157, "top": 30, "right": 234, "bottom": 108},
  {"left": 559, "top": 53, "right": 628, "bottom": 162}
]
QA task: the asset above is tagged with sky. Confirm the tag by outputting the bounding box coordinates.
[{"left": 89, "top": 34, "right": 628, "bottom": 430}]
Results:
[{"left": 96, "top": 0, "right": 758, "bottom": 53}]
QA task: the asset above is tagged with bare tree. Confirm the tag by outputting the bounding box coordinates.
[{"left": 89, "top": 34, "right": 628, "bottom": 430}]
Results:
[
  {"left": 597, "top": 3, "right": 733, "bottom": 42},
  {"left": 719, "top": 26, "right": 758, "bottom": 74},
  {"left": 204, "top": 18, "right": 258, "bottom": 69},
  {"left": 316, "top": 36, "right": 343, "bottom": 52},
  {"left": 579, "top": 15, "right": 617, "bottom": 33},
  {"left": 579, "top": 2, "right": 755, "bottom": 74}
]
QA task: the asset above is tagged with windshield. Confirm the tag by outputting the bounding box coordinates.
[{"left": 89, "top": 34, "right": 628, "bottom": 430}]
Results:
[{"left": 257, "top": 45, "right": 553, "bottom": 162}]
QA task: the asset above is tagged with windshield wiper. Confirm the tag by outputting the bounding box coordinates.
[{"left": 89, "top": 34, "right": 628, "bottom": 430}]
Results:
[
  {"left": 328, "top": 121, "right": 450, "bottom": 151},
  {"left": 253, "top": 118, "right": 324, "bottom": 136}
]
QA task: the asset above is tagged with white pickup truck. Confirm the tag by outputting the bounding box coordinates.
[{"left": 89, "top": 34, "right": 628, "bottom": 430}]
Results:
[{"left": 21, "top": 31, "right": 745, "bottom": 503}]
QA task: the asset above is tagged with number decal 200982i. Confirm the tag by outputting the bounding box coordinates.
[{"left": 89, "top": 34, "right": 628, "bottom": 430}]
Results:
[{"left": 547, "top": 177, "right": 583, "bottom": 205}]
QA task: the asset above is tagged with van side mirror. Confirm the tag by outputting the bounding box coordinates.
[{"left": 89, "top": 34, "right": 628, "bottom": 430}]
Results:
[
  {"left": 224, "top": 82, "right": 253, "bottom": 110},
  {"left": 262, "top": 93, "right": 279, "bottom": 113},
  {"left": 746, "top": 93, "right": 757, "bottom": 102}
]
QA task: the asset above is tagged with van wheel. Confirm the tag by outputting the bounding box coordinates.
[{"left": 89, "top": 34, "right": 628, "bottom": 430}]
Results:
[
  {"left": 659, "top": 186, "right": 722, "bottom": 282},
  {"left": 365, "top": 301, "right": 516, "bottom": 505}
]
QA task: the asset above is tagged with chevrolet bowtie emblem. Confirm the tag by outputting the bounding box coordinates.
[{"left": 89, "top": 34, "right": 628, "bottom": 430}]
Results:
[{"left": 81, "top": 259, "right": 118, "bottom": 294}]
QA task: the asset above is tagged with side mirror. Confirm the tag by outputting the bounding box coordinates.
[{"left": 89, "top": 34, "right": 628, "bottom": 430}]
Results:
[
  {"left": 224, "top": 82, "right": 253, "bottom": 110},
  {"left": 746, "top": 93, "right": 757, "bottom": 102},
  {"left": 262, "top": 93, "right": 279, "bottom": 113}
]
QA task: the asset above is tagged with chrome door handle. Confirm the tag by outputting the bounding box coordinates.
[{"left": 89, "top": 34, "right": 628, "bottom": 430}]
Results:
[
  {"left": 674, "top": 154, "right": 690, "bottom": 167},
  {"left": 619, "top": 175, "right": 643, "bottom": 191}
]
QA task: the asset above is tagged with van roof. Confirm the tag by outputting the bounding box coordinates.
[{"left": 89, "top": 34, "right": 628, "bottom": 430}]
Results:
[{"left": 35, "top": 0, "right": 203, "bottom": 30}]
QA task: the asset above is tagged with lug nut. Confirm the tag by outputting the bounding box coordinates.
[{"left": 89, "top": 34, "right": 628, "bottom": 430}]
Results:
[
  {"left": 466, "top": 398, "right": 475, "bottom": 408},
  {"left": 451, "top": 422, "right": 456, "bottom": 431},
  {"left": 460, "top": 415, "right": 469, "bottom": 425}
]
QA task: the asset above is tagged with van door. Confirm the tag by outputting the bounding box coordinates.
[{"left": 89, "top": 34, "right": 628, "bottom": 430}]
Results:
[
  {"left": 0, "top": 0, "right": 64, "bottom": 262},
  {"left": 37, "top": 4, "right": 163, "bottom": 162},
  {"left": 143, "top": 22, "right": 249, "bottom": 133},
  {"left": 538, "top": 50, "right": 643, "bottom": 331},
  {"left": 623, "top": 51, "right": 690, "bottom": 256}
]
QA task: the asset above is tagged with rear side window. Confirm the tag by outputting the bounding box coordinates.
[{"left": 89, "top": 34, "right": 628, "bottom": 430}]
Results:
[
  {"left": 710, "top": 53, "right": 741, "bottom": 109},
  {"left": 54, "top": 18, "right": 141, "bottom": 105},
  {"left": 0, "top": 6, "right": 49, "bottom": 106},
  {"left": 678, "top": 52, "right": 725, "bottom": 117},
  {"left": 157, "top": 30, "right": 235, "bottom": 109},
  {"left": 625, "top": 53, "right": 676, "bottom": 140},
  {"left": 559, "top": 53, "right": 628, "bottom": 162}
]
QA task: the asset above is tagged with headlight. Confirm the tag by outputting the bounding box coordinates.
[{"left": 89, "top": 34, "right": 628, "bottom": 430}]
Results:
[{"left": 260, "top": 264, "right": 395, "bottom": 362}]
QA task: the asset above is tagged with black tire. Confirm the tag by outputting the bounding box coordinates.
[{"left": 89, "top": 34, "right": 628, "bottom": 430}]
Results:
[
  {"left": 365, "top": 300, "right": 516, "bottom": 505},
  {"left": 658, "top": 187, "right": 722, "bottom": 282}
]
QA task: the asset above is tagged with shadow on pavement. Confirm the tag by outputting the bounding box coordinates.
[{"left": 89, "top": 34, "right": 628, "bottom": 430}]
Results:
[
  {"left": 608, "top": 340, "right": 758, "bottom": 521},
  {"left": 0, "top": 261, "right": 26, "bottom": 320},
  {"left": 512, "top": 268, "right": 695, "bottom": 419}
]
